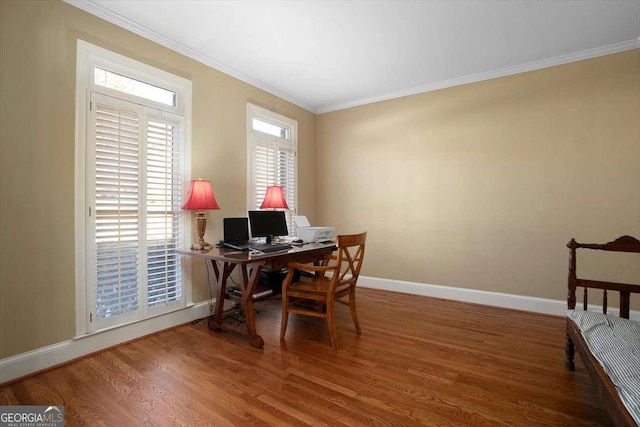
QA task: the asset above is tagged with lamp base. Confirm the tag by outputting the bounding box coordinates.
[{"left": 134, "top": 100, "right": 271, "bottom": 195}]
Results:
[
  {"left": 191, "top": 212, "right": 213, "bottom": 250},
  {"left": 191, "top": 241, "right": 213, "bottom": 251}
]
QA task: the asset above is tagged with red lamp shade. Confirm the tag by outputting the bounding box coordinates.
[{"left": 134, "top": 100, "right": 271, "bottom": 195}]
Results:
[
  {"left": 181, "top": 179, "right": 220, "bottom": 211},
  {"left": 260, "top": 185, "right": 289, "bottom": 209},
  {"left": 182, "top": 179, "right": 220, "bottom": 250}
]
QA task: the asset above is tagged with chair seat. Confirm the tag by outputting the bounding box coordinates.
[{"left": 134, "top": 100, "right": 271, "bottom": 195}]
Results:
[
  {"left": 289, "top": 277, "right": 352, "bottom": 298},
  {"left": 289, "top": 276, "right": 331, "bottom": 293}
]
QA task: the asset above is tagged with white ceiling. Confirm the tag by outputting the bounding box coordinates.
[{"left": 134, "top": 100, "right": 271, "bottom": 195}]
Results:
[{"left": 67, "top": 0, "right": 640, "bottom": 114}]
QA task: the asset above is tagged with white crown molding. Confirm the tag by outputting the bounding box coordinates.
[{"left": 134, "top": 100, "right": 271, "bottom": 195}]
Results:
[
  {"left": 63, "top": 0, "right": 317, "bottom": 114},
  {"left": 63, "top": 1, "right": 639, "bottom": 117},
  {"left": 317, "top": 38, "right": 640, "bottom": 114}
]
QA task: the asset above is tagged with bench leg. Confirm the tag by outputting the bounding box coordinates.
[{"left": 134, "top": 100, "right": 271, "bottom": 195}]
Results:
[{"left": 565, "top": 332, "right": 575, "bottom": 371}]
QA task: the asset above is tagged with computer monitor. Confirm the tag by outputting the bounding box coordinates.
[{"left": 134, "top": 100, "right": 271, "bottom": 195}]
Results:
[{"left": 248, "top": 210, "right": 288, "bottom": 243}]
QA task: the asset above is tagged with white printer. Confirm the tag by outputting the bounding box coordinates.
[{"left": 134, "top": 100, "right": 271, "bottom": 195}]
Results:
[{"left": 294, "top": 216, "right": 335, "bottom": 243}]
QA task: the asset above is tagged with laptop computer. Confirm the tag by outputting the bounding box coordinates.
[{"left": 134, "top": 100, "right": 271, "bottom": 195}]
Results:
[{"left": 223, "top": 217, "right": 252, "bottom": 250}]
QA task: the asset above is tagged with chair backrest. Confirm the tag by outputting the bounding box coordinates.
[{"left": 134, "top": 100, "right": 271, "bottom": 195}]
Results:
[{"left": 334, "top": 232, "right": 367, "bottom": 289}]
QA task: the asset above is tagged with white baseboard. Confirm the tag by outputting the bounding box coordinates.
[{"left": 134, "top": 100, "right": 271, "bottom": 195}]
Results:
[
  {"left": 0, "top": 301, "right": 214, "bottom": 384},
  {"left": 3, "top": 278, "right": 638, "bottom": 384},
  {"left": 359, "top": 276, "right": 640, "bottom": 321}
]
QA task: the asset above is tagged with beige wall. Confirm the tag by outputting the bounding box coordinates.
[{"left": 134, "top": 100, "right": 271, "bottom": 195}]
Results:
[
  {"left": 1, "top": 0, "right": 638, "bottom": 361},
  {"left": 0, "top": 0, "right": 317, "bottom": 358},
  {"left": 317, "top": 50, "right": 640, "bottom": 301}
]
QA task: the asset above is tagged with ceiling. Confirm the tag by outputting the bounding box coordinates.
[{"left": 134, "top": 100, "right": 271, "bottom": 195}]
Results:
[{"left": 66, "top": 0, "right": 640, "bottom": 114}]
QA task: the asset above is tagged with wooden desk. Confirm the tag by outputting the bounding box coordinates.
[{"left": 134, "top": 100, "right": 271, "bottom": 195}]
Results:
[{"left": 178, "top": 242, "right": 336, "bottom": 348}]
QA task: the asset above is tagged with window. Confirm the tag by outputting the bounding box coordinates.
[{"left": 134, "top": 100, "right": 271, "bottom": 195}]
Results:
[
  {"left": 75, "top": 41, "right": 192, "bottom": 334},
  {"left": 247, "top": 104, "right": 298, "bottom": 235},
  {"left": 94, "top": 67, "right": 176, "bottom": 106},
  {"left": 252, "top": 118, "right": 290, "bottom": 139}
]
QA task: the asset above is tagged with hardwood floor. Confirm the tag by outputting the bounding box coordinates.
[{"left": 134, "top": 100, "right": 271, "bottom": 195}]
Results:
[{"left": 1, "top": 288, "right": 610, "bottom": 426}]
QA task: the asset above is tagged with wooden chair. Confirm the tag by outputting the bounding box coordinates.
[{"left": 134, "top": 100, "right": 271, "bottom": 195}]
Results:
[{"left": 280, "top": 232, "right": 367, "bottom": 349}]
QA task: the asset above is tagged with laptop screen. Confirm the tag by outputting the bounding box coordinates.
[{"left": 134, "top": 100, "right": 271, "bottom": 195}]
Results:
[{"left": 223, "top": 217, "right": 249, "bottom": 243}]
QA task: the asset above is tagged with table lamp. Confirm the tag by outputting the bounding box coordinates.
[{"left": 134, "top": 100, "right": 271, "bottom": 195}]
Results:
[
  {"left": 260, "top": 185, "right": 289, "bottom": 209},
  {"left": 182, "top": 179, "right": 220, "bottom": 250}
]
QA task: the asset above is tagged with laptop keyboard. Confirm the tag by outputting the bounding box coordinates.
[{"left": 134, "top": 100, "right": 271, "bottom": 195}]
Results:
[
  {"left": 250, "top": 243, "right": 292, "bottom": 253},
  {"left": 223, "top": 241, "right": 251, "bottom": 250}
]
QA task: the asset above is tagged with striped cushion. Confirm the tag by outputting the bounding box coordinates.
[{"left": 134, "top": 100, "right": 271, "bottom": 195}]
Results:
[{"left": 567, "top": 310, "right": 640, "bottom": 425}]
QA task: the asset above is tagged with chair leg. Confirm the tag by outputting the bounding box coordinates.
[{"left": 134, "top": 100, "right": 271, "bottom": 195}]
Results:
[
  {"left": 326, "top": 300, "right": 339, "bottom": 349},
  {"left": 280, "top": 294, "right": 289, "bottom": 340},
  {"left": 349, "top": 288, "right": 361, "bottom": 334}
]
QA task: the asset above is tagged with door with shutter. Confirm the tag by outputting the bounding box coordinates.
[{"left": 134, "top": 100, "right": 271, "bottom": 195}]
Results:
[{"left": 86, "top": 92, "right": 184, "bottom": 332}]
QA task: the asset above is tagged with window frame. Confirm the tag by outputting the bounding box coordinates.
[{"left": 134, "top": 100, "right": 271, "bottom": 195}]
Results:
[
  {"left": 246, "top": 104, "right": 298, "bottom": 235},
  {"left": 74, "top": 40, "right": 193, "bottom": 336}
]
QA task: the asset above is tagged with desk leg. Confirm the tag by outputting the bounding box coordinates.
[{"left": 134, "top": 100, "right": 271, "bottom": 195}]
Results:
[
  {"left": 240, "top": 264, "right": 264, "bottom": 348},
  {"left": 207, "top": 260, "right": 236, "bottom": 331}
]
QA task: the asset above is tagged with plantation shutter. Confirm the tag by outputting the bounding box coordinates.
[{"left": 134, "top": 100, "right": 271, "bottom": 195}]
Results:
[
  {"left": 88, "top": 92, "right": 184, "bottom": 331},
  {"left": 145, "top": 115, "right": 183, "bottom": 309},
  {"left": 252, "top": 133, "right": 297, "bottom": 234},
  {"left": 91, "top": 95, "right": 141, "bottom": 329}
]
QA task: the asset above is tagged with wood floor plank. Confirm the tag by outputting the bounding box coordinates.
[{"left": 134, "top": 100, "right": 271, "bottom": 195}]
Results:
[{"left": 1, "top": 288, "right": 612, "bottom": 426}]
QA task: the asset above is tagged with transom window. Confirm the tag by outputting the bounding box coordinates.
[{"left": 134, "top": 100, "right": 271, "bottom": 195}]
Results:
[
  {"left": 94, "top": 67, "right": 177, "bottom": 107},
  {"left": 252, "top": 118, "right": 290, "bottom": 140}
]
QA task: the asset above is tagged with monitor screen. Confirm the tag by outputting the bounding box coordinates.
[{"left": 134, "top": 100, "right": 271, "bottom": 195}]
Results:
[{"left": 248, "top": 210, "right": 288, "bottom": 241}]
